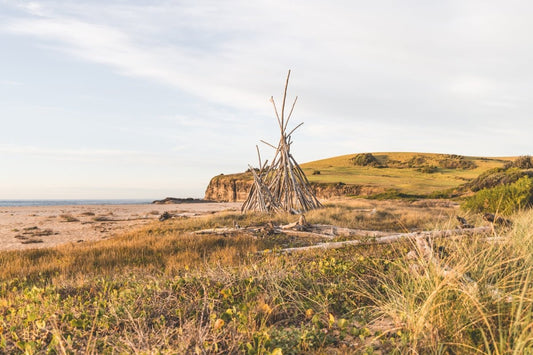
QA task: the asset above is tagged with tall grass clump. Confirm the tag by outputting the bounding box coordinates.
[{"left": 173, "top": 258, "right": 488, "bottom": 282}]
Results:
[
  {"left": 355, "top": 210, "right": 533, "bottom": 353},
  {"left": 462, "top": 176, "right": 533, "bottom": 215}
]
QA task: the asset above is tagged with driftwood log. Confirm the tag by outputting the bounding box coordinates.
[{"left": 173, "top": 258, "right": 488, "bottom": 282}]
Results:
[
  {"left": 270, "top": 226, "right": 491, "bottom": 254},
  {"left": 193, "top": 219, "right": 491, "bottom": 255}
]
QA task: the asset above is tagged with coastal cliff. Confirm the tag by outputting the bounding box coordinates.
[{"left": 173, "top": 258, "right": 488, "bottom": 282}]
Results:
[
  {"left": 204, "top": 173, "right": 385, "bottom": 202},
  {"left": 204, "top": 173, "right": 253, "bottom": 202}
]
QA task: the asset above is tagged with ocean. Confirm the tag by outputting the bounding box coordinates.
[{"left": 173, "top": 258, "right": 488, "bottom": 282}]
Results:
[{"left": 0, "top": 199, "right": 153, "bottom": 207}]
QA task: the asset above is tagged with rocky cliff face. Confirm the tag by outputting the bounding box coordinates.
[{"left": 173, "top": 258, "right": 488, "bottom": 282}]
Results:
[
  {"left": 204, "top": 174, "right": 253, "bottom": 202},
  {"left": 204, "top": 174, "right": 385, "bottom": 202}
]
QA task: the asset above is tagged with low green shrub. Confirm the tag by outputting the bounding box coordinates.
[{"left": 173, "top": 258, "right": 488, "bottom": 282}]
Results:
[
  {"left": 462, "top": 176, "right": 533, "bottom": 215},
  {"left": 350, "top": 153, "right": 382, "bottom": 167},
  {"left": 417, "top": 165, "right": 438, "bottom": 174},
  {"left": 438, "top": 154, "right": 477, "bottom": 170},
  {"left": 407, "top": 155, "right": 428, "bottom": 168},
  {"left": 465, "top": 168, "right": 530, "bottom": 192}
]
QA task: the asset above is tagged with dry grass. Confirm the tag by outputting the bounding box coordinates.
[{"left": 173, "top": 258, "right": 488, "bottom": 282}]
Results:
[{"left": 0, "top": 201, "right": 531, "bottom": 353}]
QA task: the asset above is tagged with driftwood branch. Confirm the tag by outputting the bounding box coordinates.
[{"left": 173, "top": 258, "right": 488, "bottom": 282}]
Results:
[
  {"left": 280, "top": 69, "right": 291, "bottom": 129},
  {"left": 269, "top": 226, "right": 491, "bottom": 254},
  {"left": 284, "top": 96, "right": 298, "bottom": 131},
  {"left": 270, "top": 96, "right": 282, "bottom": 129},
  {"left": 260, "top": 140, "right": 277, "bottom": 150},
  {"left": 287, "top": 122, "right": 304, "bottom": 138}
]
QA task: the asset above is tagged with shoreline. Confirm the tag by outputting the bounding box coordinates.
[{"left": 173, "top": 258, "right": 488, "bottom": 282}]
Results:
[
  {"left": 0, "top": 202, "right": 241, "bottom": 252},
  {"left": 0, "top": 199, "right": 154, "bottom": 207}
]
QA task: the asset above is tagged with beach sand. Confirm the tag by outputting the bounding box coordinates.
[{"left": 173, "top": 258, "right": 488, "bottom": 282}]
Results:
[{"left": 0, "top": 202, "right": 241, "bottom": 251}]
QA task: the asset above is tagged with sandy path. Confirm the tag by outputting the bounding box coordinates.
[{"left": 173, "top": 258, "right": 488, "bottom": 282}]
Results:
[{"left": 0, "top": 202, "right": 241, "bottom": 251}]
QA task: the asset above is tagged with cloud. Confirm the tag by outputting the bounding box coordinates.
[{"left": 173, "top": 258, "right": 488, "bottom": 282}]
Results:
[
  {"left": 0, "top": 144, "right": 148, "bottom": 161},
  {"left": 2, "top": 0, "right": 533, "bottom": 161},
  {"left": 2, "top": 11, "right": 270, "bottom": 113}
]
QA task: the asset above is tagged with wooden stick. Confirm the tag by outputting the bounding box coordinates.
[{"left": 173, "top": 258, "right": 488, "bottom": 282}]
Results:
[
  {"left": 284, "top": 96, "right": 298, "bottom": 131},
  {"left": 273, "top": 228, "right": 336, "bottom": 240},
  {"left": 270, "top": 96, "right": 282, "bottom": 129},
  {"left": 287, "top": 122, "right": 304, "bottom": 139},
  {"left": 256, "top": 145, "right": 262, "bottom": 168},
  {"left": 260, "top": 140, "right": 277, "bottom": 150},
  {"left": 280, "top": 70, "right": 291, "bottom": 130}
]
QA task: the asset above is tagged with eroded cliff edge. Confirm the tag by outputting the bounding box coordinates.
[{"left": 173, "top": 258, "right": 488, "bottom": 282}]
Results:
[{"left": 204, "top": 173, "right": 385, "bottom": 202}]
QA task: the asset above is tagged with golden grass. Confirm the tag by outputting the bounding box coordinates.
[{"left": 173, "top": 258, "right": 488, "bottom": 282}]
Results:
[{"left": 1, "top": 202, "right": 531, "bottom": 353}]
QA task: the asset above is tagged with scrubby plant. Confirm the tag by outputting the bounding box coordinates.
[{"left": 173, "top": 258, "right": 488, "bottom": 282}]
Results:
[
  {"left": 465, "top": 167, "right": 532, "bottom": 192},
  {"left": 462, "top": 176, "right": 533, "bottom": 215},
  {"left": 407, "top": 155, "right": 428, "bottom": 168},
  {"left": 438, "top": 154, "right": 477, "bottom": 170},
  {"left": 504, "top": 155, "right": 533, "bottom": 169},
  {"left": 350, "top": 153, "right": 383, "bottom": 168},
  {"left": 417, "top": 165, "right": 438, "bottom": 174}
]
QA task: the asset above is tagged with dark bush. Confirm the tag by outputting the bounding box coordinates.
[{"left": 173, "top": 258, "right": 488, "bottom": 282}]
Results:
[
  {"left": 350, "top": 153, "right": 382, "bottom": 167},
  {"left": 407, "top": 155, "right": 427, "bottom": 168},
  {"left": 465, "top": 168, "right": 533, "bottom": 192},
  {"left": 312, "top": 170, "right": 321, "bottom": 175},
  {"left": 438, "top": 155, "right": 477, "bottom": 170},
  {"left": 504, "top": 155, "right": 533, "bottom": 169},
  {"left": 418, "top": 165, "right": 438, "bottom": 174}
]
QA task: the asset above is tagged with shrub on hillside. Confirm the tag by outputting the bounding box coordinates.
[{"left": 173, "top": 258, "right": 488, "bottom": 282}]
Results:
[
  {"left": 350, "top": 153, "right": 382, "bottom": 167},
  {"left": 417, "top": 165, "right": 438, "bottom": 174},
  {"left": 465, "top": 168, "right": 533, "bottom": 192},
  {"left": 407, "top": 155, "right": 428, "bottom": 168},
  {"left": 504, "top": 155, "right": 533, "bottom": 169},
  {"left": 438, "top": 154, "right": 477, "bottom": 170},
  {"left": 462, "top": 176, "right": 533, "bottom": 215}
]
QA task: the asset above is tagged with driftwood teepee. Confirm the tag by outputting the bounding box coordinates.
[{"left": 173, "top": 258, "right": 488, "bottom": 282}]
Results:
[{"left": 241, "top": 70, "right": 322, "bottom": 213}]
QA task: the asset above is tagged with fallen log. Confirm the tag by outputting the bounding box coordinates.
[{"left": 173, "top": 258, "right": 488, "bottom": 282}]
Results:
[
  {"left": 265, "top": 226, "right": 491, "bottom": 254},
  {"left": 272, "top": 228, "right": 336, "bottom": 239}
]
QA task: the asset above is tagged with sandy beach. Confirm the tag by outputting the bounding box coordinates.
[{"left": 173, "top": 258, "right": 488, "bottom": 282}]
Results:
[{"left": 0, "top": 202, "right": 241, "bottom": 251}]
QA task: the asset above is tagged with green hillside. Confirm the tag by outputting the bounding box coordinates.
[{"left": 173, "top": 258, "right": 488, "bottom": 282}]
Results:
[{"left": 300, "top": 152, "right": 514, "bottom": 196}]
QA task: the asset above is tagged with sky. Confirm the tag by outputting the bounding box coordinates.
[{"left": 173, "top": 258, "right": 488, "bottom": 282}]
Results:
[{"left": 1, "top": 0, "right": 532, "bottom": 199}]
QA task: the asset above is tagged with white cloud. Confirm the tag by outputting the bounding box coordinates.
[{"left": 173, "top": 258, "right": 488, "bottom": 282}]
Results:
[
  {"left": 0, "top": 143, "right": 148, "bottom": 161},
  {"left": 1, "top": 0, "right": 533, "bottom": 198}
]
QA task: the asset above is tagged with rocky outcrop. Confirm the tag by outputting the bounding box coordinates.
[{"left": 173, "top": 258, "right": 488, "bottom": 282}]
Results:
[
  {"left": 204, "top": 174, "right": 253, "bottom": 202},
  {"left": 204, "top": 174, "right": 385, "bottom": 202}
]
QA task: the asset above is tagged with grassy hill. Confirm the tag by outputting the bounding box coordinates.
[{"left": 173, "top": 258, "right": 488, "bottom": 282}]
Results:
[
  {"left": 300, "top": 152, "right": 513, "bottom": 196},
  {"left": 206, "top": 152, "right": 515, "bottom": 201}
]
